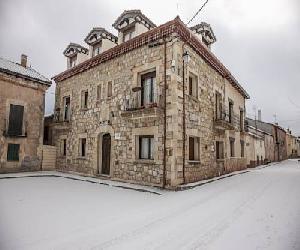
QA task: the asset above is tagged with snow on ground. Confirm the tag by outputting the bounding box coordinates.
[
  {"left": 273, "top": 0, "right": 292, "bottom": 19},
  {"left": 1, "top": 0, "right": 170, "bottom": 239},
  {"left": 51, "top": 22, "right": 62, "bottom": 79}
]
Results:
[{"left": 0, "top": 160, "right": 300, "bottom": 250}]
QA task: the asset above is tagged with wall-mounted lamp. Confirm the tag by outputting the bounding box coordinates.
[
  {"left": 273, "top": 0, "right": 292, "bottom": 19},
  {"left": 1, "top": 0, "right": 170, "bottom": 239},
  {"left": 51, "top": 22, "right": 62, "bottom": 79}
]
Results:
[{"left": 183, "top": 51, "right": 190, "bottom": 63}]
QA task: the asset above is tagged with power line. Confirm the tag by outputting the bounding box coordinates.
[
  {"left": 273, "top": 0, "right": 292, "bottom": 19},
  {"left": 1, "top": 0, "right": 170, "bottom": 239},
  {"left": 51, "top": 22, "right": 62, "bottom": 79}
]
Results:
[{"left": 187, "top": 0, "right": 209, "bottom": 25}]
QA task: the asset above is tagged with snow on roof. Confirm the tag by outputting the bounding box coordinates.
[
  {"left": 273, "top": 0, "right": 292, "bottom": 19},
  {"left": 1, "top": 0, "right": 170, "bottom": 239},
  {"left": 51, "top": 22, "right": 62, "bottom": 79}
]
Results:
[{"left": 0, "top": 57, "right": 51, "bottom": 86}]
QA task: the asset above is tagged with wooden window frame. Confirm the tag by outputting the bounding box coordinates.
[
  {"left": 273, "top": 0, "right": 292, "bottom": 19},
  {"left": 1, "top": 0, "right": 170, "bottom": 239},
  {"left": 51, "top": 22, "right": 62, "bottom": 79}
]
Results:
[
  {"left": 79, "top": 138, "right": 87, "bottom": 157},
  {"left": 138, "top": 135, "right": 154, "bottom": 160},
  {"left": 189, "top": 136, "right": 200, "bottom": 161},
  {"left": 141, "top": 71, "right": 156, "bottom": 107}
]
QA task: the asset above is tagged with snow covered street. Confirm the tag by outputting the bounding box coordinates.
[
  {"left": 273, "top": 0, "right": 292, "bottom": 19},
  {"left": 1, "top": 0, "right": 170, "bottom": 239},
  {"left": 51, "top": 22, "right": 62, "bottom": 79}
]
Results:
[{"left": 1, "top": 160, "right": 300, "bottom": 250}]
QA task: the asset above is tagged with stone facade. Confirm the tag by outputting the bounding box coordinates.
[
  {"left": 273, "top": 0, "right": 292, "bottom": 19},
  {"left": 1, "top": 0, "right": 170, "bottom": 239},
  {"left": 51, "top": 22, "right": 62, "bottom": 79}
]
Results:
[
  {"left": 273, "top": 124, "right": 287, "bottom": 161},
  {"left": 51, "top": 14, "right": 249, "bottom": 188},
  {"left": 286, "top": 130, "right": 298, "bottom": 158},
  {"left": 0, "top": 58, "right": 50, "bottom": 173}
]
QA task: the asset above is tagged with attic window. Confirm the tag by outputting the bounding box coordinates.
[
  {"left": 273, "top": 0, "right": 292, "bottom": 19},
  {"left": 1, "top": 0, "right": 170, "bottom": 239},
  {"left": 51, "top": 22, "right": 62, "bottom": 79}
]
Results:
[
  {"left": 123, "top": 27, "right": 135, "bottom": 42},
  {"left": 92, "top": 42, "right": 102, "bottom": 57},
  {"left": 69, "top": 55, "right": 77, "bottom": 68}
]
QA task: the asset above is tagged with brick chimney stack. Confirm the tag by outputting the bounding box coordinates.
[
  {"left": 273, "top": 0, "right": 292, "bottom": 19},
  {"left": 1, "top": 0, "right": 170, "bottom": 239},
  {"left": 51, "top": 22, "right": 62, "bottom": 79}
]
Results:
[{"left": 21, "top": 54, "right": 27, "bottom": 67}]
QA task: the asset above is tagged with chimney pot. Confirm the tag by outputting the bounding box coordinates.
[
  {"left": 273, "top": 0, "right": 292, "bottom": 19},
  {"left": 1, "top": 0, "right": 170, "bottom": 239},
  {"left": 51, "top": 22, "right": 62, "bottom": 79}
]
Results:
[
  {"left": 258, "top": 109, "right": 262, "bottom": 122},
  {"left": 21, "top": 54, "right": 27, "bottom": 67}
]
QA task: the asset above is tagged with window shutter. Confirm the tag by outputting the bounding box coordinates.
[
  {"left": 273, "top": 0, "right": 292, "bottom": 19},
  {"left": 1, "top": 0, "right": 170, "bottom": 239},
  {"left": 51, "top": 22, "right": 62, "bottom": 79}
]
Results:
[
  {"left": 8, "top": 104, "right": 24, "bottom": 136},
  {"left": 7, "top": 144, "right": 20, "bottom": 161}
]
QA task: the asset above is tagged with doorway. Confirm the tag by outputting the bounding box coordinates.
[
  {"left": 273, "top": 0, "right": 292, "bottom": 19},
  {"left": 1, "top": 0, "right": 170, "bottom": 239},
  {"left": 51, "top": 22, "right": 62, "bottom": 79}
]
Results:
[{"left": 101, "top": 133, "right": 111, "bottom": 175}]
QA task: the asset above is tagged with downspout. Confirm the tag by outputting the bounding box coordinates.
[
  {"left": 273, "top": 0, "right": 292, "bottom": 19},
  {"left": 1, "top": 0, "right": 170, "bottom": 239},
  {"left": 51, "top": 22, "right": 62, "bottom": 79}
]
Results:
[
  {"left": 182, "top": 43, "right": 186, "bottom": 184},
  {"left": 162, "top": 37, "right": 167, "bottom": 188}
]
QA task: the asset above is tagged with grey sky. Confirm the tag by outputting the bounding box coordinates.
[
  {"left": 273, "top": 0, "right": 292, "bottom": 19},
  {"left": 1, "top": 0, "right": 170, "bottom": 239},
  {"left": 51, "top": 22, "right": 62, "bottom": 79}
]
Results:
[{"left": 1, "top": 0, "right": 299, "bottom": 135}]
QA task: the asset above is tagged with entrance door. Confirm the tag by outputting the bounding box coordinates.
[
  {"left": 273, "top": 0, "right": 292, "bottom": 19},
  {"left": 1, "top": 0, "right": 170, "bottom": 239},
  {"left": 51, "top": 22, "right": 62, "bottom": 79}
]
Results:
[{"left": 101, "top": 133, "right": 111, "bottom": 175}]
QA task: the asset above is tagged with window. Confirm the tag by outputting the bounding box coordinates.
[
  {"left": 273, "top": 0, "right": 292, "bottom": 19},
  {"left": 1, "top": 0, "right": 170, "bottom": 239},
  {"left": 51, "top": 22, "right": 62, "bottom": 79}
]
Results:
[
  {"left": 79, "top": 138, "right": 86, "bottom": 157},
  {"left": 216, "top": 141, "right": 224, "bottom": 159},
  {"left": 69, "top": 55, "right": 76, "bottom": 68},
  {"left": 92, "top": 42, "right": 102, "bottom": 56},
  {"left": 228, "top": 101, "right": 234, "bottom": 123},
  {"left": 229, "top": 137, "right": 235, "bottom": 157},
  {"left": 63, "top": 96, "right": 70, "bottom": 121},
  {"left": 139, "top": 136, "right": 154, "bottom": 160},
  {"left": 123, "top": 28, "right": 135, "bottom": 42},
  {"left": 7, "top": 144, "right": 20, "bottom": 161},
  {"left": 61, "top": 139, "right": 67, "bottom": 156},
  {"left": 215, "top": 92, "right": 222, "bottom": 120},
  {"left": 81, "top": 90, "right": 88, "bottom": 109},
  {"left": 188, "top": 73, "right": 198, "bottom": 98},
  {"left": 97, "top": 85, "right": 102, "bottom": 100},
  {"left": 240, "top": 140, "right": 245, "bottom": 157},
  {"left": 107, "top": 81, "right": 112, "bottom": 98},
  {"left": 141, "top": 71, "right": 156, "bottom": 106},
  {"left": 189, "top": 137, "right": 200, "bottom": 161},
  {"left": 8, "top": 104, "right": 24, "bottom": 136}
]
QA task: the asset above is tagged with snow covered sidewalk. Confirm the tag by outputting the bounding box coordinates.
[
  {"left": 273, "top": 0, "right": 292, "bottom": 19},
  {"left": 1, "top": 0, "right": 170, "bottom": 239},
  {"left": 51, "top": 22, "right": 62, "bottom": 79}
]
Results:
[{"left": 0, "top": 160, "right": 300, "bottom": 250}]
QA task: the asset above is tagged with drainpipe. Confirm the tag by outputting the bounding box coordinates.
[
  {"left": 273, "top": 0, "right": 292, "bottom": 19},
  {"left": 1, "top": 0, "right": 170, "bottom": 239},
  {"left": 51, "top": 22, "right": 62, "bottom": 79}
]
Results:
[
  {"left": 162, "top": 37, "right": 167, "bottom": 189},
  {"left": 182, "top": 44, "right": 187, "bottom": 184}
]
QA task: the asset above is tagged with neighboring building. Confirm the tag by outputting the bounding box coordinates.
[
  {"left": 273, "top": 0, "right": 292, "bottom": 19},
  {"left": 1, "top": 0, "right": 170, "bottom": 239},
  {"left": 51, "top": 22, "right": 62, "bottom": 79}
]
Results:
[
  {"left": 51, "top": 10, "right": 249, "bottom": 188},
  {"left": 246, "top": 117, "right": 275, "bottom": 163},
  {"left": 0, "top": 55, "right": 51, "bottom": 173},
  {"left": 297, "top": 137, "right": 300, "bottom": 157},
  {"left": 286, "top": 129, "right": 298, "bottom": 158},
  {"left": 244, "top": 120, "right": 265, "bottom": 167},
  {"left": 273, "top": 124, "right": 287, "bottom": 161}
]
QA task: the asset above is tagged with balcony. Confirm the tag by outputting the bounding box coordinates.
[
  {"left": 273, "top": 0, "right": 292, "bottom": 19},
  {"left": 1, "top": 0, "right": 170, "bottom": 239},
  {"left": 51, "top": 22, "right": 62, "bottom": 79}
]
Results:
[
  {"left": 214, "top": 106, "right": 239, "bottom": 131},
  {"left": 52, "top": 108, "right": 71, "bottom": 130},
  {"left": 121, "top": 88, "right": 163, "bottom": 118}
]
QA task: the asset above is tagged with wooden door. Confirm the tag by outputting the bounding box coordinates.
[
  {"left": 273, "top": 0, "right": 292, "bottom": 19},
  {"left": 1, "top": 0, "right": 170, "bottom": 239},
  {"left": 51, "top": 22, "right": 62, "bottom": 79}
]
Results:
[{"left": 101, "top": 134, "right": 111, "bottom": 175}]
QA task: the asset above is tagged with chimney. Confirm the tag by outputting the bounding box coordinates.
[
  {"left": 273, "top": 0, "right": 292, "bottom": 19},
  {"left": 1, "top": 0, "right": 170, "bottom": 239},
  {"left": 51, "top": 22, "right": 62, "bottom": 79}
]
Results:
[
  {"left": 258, "top": 109, "right": 262, "bottom": 122},
  {"left": 21, "top": 54, "right": 27, "bottom": 67}
]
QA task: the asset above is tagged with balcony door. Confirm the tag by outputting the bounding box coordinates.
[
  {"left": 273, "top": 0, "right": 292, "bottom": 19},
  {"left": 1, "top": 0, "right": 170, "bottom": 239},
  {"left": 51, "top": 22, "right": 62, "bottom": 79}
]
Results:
[{"left": 141, "top": 72, "right": 156, "bottom": 106}]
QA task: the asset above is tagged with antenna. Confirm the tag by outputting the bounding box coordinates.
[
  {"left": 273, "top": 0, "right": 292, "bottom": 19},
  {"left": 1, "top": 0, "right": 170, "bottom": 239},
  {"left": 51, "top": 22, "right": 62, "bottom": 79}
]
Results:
[
  {"left": 187, "top": 0, "right": 209, "bottom": 25},
  {"left": 273, "top": 114, "right": 277, "bottom": 123}
]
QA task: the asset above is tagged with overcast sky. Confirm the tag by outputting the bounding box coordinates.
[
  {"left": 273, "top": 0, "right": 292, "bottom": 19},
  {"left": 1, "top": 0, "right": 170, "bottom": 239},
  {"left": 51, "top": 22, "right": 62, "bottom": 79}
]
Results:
[{"left": 1, "top": 0, "right": 299, "bottom": 135}]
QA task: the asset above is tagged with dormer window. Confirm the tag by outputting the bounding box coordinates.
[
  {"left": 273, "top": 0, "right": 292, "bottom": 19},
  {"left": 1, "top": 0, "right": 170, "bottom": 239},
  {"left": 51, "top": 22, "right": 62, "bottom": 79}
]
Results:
[
  {"left": 63, "top": 43, "right": 88, "bottom": 69},
  {"left": 92, "top": 42, "right": 102, "bottom": 57},
  {"left": 113, "top": 10, "right": 156, "bottom": 45},
  {"left": 123, "top": 27, "right": 135, "bottom": 42}
]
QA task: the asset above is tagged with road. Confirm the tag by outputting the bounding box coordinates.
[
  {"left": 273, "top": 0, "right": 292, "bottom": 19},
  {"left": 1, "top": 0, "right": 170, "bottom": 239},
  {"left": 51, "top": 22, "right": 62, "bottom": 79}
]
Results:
[{"left": 0, "top": 160, "right": 300, "bottom": 250}]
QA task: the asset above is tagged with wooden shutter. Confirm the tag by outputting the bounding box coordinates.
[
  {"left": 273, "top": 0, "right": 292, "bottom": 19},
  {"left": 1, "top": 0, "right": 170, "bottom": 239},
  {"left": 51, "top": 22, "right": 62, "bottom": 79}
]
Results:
[
  {"left": 7, "top": 144, "right": 20, "bottom": 161},
  {"left": 189, "top": 137, "right": 194, "bottom": 160},
  {"left": 8, "top": 104, "right": 24, "bottom": 136}
]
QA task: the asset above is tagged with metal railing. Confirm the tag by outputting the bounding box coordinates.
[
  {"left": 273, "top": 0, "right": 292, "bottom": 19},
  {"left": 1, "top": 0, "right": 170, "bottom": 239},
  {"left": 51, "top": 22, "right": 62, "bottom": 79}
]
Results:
[{"left": 215, "top": 106, "right": 241, "bottom": 130}]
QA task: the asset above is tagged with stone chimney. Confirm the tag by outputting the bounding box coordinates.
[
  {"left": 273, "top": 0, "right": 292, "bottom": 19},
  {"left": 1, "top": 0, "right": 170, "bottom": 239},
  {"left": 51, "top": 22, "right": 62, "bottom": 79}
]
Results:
[
  {"left": 258, "top": 109, "right": 262, "bottom": 121},
  {"left": 21, "top": 54, "right": 27, "bottom": 67}
]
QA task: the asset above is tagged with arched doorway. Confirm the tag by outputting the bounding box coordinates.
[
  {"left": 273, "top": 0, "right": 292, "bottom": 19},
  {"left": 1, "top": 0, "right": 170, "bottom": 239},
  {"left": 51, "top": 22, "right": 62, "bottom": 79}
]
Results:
[{"left": 101, "top": 133, "right": 111, "bottom": 175}]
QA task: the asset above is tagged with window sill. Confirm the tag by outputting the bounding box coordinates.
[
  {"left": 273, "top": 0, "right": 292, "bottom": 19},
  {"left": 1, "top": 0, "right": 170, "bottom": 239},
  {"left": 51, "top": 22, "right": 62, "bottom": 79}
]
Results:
[
  {"left": 188, "top": 160, "right": 201, "bottom": 165},
  {"left": 3, "top": 133, "right": 27, "bottom": 138},
  {"left": 77, "top": 156, "right": 87, "bottom": 160},
  {"left": 134, "top": 159, "right": 155, "bottom": 164}
]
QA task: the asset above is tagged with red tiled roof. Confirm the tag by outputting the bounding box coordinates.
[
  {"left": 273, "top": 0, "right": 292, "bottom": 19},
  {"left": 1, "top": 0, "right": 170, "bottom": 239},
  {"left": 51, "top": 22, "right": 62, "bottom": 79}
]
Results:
[{"left": 53, "top": 17, "right": 250, "bottom": 99}]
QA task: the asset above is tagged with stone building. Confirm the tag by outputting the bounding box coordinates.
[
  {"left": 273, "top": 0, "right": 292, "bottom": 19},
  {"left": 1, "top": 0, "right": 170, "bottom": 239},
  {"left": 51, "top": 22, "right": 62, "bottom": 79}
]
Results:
[
  {"left": 273, "top": 124, "right": 287, "bottom": 161},
  {"left": 51, "top": 10, "right": 250, "bottom": 188},
  {"left": 286, "top": 129, "right": 298, "bottom": 158},
  {"left": 0, "top": 55, "right": 51, "bottom": 173}
]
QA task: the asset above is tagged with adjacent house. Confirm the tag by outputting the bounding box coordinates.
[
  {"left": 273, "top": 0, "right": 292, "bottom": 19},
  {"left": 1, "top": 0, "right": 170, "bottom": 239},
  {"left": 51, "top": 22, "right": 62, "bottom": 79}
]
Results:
[
  {"left": 286, "top": 129, "right": 298, "bottom": 158},
  {"left": 51, "top": 10, "right": 250, "bottom": 188},
  {"left": 244, "top": 120, "right": 265, "bottom": 167},
  {"left": 246, "top": 117, "right": 275, "bottom": 164},
  {"left": 0, "top": 55, "right": 51, "bottom": 173},
  {"left": 273, "top": 124, "right": 287, "bottom": 161}
]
